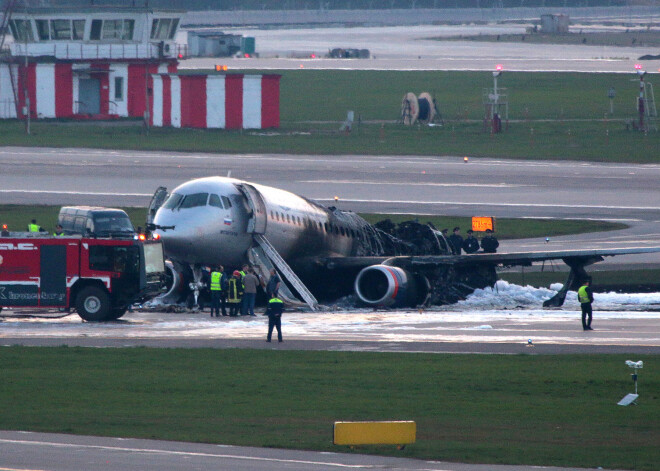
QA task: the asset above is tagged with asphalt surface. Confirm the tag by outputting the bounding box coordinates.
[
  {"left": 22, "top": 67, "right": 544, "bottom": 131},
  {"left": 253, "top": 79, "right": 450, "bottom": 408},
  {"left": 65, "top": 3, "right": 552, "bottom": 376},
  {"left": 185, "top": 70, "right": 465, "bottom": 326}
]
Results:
[
  {"left": 0, "top": 431, "right": 630, "bottom": 471},
  {"left": 2, "top": 146, "right": 660, "bottom": 266},
  {"left": 179, "top": 23, "right": 660, "bottom": 73}
]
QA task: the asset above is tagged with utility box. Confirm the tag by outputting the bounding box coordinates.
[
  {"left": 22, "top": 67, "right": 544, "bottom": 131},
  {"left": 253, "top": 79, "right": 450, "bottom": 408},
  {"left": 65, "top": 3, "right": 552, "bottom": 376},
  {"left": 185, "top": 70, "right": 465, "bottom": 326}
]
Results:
[
  {"left": 541, "top": 14, "right": 569, "bottom": 34},
  {"left": 241, "top": 36, "right": 256, "bottom": 55}
]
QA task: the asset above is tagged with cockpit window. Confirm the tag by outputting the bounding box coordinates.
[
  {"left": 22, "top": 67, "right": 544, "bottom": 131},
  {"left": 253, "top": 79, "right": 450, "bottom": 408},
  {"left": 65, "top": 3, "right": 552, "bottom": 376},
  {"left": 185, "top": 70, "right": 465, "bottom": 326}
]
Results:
[
  {"left": 222, "top": 196, "right": 232, "bottom": 208},
  {"left": 163, "top": 193, "right": 183, "bottom": 210},
  {"left": 209, "top": 194, "right": 224, "bottom": 209},
  {"left": 179, "top": 193, "right": 208, "bottom": 209}
]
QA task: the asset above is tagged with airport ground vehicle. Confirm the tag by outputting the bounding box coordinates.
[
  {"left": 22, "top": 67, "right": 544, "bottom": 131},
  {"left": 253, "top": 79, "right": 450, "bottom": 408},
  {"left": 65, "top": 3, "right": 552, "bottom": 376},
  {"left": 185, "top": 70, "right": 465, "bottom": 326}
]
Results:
[
  {"left": 0, "top": 234, "right": 165, "bottom": 321},
  {"left": 58, "top": 206, "right": 135, "bottom": 238}
]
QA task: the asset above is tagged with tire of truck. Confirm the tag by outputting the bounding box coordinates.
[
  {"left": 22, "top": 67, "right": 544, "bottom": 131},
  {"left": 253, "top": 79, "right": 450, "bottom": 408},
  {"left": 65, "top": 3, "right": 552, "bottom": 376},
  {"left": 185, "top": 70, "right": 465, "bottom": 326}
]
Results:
[
  {"left": 75, "top": 286, "right": 111, "bottom": 322},
  {"left": 108, "top": 308, "right": 127, "bottom": 320}
]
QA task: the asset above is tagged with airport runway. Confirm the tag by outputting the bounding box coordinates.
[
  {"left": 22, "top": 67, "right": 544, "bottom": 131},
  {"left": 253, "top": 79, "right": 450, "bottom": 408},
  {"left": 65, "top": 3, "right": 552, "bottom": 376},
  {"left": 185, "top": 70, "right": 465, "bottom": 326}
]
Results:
[
  {"left": 2, "top": 146, "right": 660, "bottom": 266},
  {"left": 2, "top": 146, "right": 660, "bottom": 221},
  {"left": 0, "top": 431, "right": 627, "bottom": 471},
  {"left": 180, "top": 24, "right": 660, "bottom": 73}
]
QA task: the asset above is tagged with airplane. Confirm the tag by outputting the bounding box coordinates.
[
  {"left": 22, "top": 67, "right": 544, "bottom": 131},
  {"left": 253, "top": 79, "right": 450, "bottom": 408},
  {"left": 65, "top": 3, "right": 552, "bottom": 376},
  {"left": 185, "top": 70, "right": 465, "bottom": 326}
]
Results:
[{"left": 147, "top": 176, "right": 660, "bottom": 310}]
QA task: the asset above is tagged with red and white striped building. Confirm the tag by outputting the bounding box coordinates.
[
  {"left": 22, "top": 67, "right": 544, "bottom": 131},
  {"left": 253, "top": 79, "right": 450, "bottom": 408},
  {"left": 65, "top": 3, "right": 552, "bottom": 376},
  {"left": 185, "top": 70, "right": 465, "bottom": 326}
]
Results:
[
  {"left": 150, "top": 73, "right": 280, "bottom": 129},
  {"left": 0, "top": 7, "right": 280, "bottom": 129}
]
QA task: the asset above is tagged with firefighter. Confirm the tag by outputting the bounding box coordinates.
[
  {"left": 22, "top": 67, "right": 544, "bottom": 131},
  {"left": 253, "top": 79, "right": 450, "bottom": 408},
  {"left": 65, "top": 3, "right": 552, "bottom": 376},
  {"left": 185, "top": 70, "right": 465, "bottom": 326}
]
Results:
[
  {"left": 264, "top": 293, "right": 284, "bottom": 342},
  {"left": 28, "top": 219, "right": 44, "bottom": 232},
  {"left": 209, "top": 265, "right": 227, "bottom": 317},
  {"left": 53, "top": 224, "right": 64, "bottom": 237},
  {"left": 227, "top": 270, "right": 244, "bottom": 316}
]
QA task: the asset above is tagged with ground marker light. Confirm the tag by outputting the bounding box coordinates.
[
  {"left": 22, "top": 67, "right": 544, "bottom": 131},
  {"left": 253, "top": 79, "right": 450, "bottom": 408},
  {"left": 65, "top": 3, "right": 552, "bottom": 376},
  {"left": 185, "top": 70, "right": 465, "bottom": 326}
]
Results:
[{"left": 618, "top": 360, "right": 643, "bottom": 406}]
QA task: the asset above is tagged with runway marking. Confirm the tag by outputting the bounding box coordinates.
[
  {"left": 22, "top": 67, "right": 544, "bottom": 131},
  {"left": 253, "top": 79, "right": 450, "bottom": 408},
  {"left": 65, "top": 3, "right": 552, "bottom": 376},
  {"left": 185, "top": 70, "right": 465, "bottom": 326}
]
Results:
[
  {"left": 303, "top": 180, "right": 529, "bottom": 188},
  {"left": 0, "top": 438, "right": 445, "bottom": 469},
  {"left": 0, "top": 468, "right": 47, "bottom": 471},
  {"left": 0, "top": 190, "right": 150, "bottom": 197},
  {"left": 315, "top": 198, "right": 660, "bottom": 211}
]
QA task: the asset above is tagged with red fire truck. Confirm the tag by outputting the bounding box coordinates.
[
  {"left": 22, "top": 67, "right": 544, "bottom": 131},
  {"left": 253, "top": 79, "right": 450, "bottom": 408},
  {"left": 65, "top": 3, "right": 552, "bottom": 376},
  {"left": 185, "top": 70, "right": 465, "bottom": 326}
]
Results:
[{"left": 0, "top": 234, "right": 165, "bottom": 321}]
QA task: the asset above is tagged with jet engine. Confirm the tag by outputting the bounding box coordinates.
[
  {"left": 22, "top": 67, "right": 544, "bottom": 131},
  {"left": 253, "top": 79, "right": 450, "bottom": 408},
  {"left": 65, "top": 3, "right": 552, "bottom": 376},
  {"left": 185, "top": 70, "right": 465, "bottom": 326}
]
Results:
[
  {"left": 159, "top": 260, "right": 191, "bottom": 304},
  {"left": 354, "top": 265, "right": 428, "bottom": 308}
]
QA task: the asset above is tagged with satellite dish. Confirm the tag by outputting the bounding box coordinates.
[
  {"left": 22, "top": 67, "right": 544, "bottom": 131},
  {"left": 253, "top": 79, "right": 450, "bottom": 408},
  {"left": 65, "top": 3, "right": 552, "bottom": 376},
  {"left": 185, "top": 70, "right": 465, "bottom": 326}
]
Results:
[
  {"left": 417, "top": 92, "right": 436, "bottom": 124},
  {"left": 401, "top": 92, "right": 418, "bottom": 125}
]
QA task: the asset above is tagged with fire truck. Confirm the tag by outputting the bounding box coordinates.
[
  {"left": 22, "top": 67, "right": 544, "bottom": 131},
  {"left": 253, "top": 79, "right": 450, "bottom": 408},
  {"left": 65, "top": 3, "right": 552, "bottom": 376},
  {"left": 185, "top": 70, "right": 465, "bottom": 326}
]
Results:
[{"left": 0, "top": 233, "right": 166, "bottom": 321}]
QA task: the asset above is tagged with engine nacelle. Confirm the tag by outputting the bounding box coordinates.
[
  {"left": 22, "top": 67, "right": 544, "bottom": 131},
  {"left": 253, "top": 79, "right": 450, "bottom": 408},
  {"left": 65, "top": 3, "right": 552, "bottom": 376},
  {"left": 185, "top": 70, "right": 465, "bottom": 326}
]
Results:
[
  {"left": 159, "top": 260, "right": 191, "bottom": 304},
  {"left": 354, "top": 265, "right": 424, "bottom": 308}
]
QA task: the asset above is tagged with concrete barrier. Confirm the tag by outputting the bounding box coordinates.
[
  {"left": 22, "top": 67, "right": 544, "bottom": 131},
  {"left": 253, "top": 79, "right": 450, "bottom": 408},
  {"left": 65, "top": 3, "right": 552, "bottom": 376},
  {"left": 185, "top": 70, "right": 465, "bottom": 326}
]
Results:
[{"left": 333, "top": 421, "right": 416, "bottom": 446}]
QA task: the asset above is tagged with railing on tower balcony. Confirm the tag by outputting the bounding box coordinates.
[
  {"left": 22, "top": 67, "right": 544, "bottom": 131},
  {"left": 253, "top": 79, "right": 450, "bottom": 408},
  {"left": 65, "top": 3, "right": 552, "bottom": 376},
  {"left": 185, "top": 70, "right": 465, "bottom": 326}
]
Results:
[{"left": 10, "top": 42, "right": 185, "bottom": 60}]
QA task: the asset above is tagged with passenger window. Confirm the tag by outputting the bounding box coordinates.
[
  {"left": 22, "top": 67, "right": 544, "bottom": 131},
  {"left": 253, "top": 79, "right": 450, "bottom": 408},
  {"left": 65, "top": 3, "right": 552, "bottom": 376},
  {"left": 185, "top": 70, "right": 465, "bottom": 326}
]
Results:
[
  {"left": 340, "top": 227, "right": 345, "bottom": 236},
  {"left": 324, "top": 223, "right": 329, "bottom": 233},
  {"left": 286, "top": 214, "right": 290, "bottom": 223},
  {"left": 209, "top": 194, "right": 224, "bottom": 209},
  {"left": 222, "top": 196, "right": 232, "bottom": 208},
  {"left": 179, "top": 193, "right": 208, "bottom": 209}
]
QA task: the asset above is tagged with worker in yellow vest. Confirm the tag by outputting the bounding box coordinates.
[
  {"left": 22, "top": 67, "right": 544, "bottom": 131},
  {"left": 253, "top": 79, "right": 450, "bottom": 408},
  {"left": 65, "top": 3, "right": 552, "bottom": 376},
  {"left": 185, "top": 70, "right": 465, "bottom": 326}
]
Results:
[
  {"left": 577, "top": 278, "right": 594, "bottom": 331},
  {"left": 209, "top": 265, "right": 227, "bottom": 317},
  {"left": 264, "top": 293, "right": 284, "bottom": 342},
  {"left": 27, "top": 219, "right": 43, "bottom": 232}
]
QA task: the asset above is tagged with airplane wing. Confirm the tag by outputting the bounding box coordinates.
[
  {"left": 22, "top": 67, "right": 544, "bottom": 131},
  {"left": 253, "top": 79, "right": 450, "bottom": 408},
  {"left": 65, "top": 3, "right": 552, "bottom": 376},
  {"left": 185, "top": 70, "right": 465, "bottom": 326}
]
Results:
[{"left": 318, "top": 247, "right": 660, "bottom": 308}]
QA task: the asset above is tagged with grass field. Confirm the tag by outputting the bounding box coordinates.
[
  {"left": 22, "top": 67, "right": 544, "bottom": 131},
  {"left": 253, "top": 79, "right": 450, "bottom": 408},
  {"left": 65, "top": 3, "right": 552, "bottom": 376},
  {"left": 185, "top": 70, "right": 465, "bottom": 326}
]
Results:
[
  {"left": 0, "top": 204, "right": 626, "bottom": 240},
  {"left": 0, "top": 347, "right": 657, "bottom": 470},
  {"left": 1, "top": 70, "right": 658, "bottom": 161}
]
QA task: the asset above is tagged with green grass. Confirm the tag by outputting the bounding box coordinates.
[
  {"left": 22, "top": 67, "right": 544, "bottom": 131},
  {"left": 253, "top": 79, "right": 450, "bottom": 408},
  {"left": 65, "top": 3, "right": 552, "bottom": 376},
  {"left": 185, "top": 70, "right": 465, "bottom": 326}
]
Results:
[
  {"left": 1, "top": 70, "right": 659, "bottom": 161},
  {"left": 0, "top": 347, "right": 657, "bottom": 470},
  {"left": 0, "top": 205, "right": 626, "bottom": 239}
]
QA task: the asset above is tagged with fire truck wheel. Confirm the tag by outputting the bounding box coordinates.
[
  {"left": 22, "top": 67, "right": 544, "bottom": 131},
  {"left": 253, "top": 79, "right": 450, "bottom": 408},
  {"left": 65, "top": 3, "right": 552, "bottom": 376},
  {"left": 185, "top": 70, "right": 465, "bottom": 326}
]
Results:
[
  {"left": 108, "top": 308, "right": 127, "bottom": 320},
  {"left": 76, "top": 286, "right": 111, "bottom": 322}
]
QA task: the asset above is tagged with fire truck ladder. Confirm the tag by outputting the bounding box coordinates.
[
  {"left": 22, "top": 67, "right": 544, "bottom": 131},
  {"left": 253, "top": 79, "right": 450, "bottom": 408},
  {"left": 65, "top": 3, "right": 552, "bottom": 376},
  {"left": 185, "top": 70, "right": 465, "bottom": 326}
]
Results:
[{"left": 251, "top": 234, "right": 319, "bottom": 311}]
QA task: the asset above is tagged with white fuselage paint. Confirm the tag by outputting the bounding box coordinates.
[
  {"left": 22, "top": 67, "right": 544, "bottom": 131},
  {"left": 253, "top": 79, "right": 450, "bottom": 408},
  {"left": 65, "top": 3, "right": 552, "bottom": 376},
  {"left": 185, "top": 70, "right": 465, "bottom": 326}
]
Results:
[{"left": 153, "top": 176, "right": 356, "bottom": 268}]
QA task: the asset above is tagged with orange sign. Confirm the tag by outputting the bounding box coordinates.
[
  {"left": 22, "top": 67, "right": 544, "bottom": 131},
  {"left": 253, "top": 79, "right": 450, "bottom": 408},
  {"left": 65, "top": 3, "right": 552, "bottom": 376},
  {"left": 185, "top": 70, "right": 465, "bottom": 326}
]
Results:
[{"left": 472, "top": 217, "right": 495, "bottom": 232}]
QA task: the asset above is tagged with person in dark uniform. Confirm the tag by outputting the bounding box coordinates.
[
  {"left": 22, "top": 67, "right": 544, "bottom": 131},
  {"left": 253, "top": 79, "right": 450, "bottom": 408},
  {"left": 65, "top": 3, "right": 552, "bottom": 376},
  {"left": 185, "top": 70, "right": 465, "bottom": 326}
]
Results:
[
  {"left": 462, "top": 229, "right": 480, "bottom": 254},
  {"left": 480, "top": 229, "right": 499, "bottom": 253},
  {"left": 577, "top": 278, "right": 594, "bottom": 331},
  {"left": 448, "top": 226, "right": 464, "bottom": 255},
  {"left": 266, "top": 268, "right": 281, "bottom": 298},
  {"left": 53, "top": 224, "right": 65, "bottom": 236},
  {"left": 264, "top": 293, "right": 284, "bottom": 342}
]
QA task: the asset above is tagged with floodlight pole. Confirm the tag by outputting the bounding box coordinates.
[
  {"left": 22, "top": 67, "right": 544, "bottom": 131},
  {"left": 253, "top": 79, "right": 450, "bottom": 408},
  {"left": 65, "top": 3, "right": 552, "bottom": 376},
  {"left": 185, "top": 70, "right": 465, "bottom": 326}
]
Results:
[{"left": 637, "top": 69, "right": 646, "bottom": 131}]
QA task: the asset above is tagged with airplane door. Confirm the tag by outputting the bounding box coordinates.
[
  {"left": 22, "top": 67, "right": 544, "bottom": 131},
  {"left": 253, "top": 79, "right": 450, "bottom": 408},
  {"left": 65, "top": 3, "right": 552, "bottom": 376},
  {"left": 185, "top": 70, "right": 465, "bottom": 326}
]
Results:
[
  {"left": 147, "top": 186, "right": 169, "bottom": 225},
  {"left": 236, "top": 184, "right": 267, "bottom": 234}
]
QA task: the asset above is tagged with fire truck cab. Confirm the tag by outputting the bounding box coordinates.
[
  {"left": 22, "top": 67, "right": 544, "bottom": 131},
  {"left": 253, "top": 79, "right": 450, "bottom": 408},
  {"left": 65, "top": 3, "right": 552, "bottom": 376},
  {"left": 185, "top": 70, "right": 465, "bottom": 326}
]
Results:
[{"left": 0, "top": 234, "right": 165, "bottom": 321}]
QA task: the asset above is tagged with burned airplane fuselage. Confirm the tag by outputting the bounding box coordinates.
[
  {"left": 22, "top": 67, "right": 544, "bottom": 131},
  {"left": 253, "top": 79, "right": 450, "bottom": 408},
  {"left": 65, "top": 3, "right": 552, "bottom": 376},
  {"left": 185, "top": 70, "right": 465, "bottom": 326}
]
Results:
[{"left": 151, "top": 176, "right": 497, "bottom": 308}]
